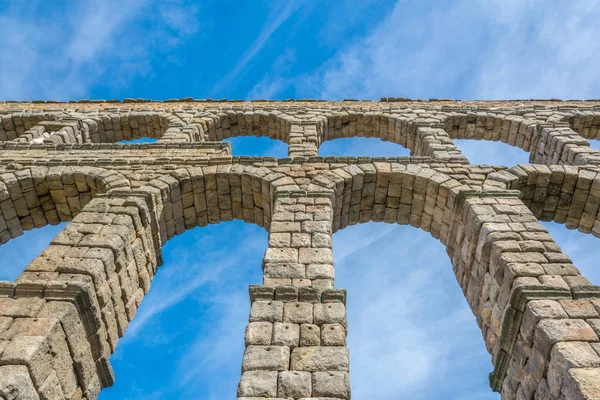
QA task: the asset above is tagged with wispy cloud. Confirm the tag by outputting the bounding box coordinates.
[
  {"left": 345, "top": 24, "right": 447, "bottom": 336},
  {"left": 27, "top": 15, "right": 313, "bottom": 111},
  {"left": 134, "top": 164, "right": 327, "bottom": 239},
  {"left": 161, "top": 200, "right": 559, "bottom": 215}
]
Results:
[
  {"left": 212, "top": 1, "right": 305, "bottom": 96},
  {"left": 124, "top": 228, "right": 265, "bottom": 339},
  {"left": 334, "top": 223, "right": 496, "bottom": 399},
  {"left": 247, "top": 48, "right": 297, "bottom": 100},
  {"left": 0, "top": 0, "right": 201, "bottom": 100},
  {"left": 265, "top": 0, "right": 600, "bottom": 100}
]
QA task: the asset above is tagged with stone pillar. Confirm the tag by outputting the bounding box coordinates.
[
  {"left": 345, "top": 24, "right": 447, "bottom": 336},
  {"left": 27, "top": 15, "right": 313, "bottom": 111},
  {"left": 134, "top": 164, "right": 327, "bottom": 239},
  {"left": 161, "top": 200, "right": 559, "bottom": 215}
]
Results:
[
  {"left": 451, "top": 195, "right": 600, "bottom": 400},
  {"left": 0, "top": 190, "right": 160, "bottom": 399},
  {"left": 288, "top": 123, "right": 320, "bottom": 158},
  {"left": 413, "top": 125, "right": 468, "bottom": 163},
  {"left": 237, "top": 194, "right": 351, "bottom": 399},
  {"left": 157, "top": 114, "right": 203, "bottom": 143}
]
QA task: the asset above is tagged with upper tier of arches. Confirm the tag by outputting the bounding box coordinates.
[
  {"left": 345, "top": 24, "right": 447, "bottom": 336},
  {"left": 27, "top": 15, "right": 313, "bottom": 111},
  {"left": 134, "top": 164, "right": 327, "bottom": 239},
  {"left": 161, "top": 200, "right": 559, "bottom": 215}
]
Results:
[{"left": 1, "top": 106, "right": 599, "bottom": 166}]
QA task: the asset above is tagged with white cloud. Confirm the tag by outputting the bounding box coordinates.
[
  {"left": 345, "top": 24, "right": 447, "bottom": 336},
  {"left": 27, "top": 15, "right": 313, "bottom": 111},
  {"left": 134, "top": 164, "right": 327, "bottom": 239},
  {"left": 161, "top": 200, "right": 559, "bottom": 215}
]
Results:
[
  {"left": 334, "top": 223, "right": 496, "bottom": 399},
  {"left": 247, "top": 48, "right": 296, "bottom": 100},
  {"left": 287, "top": 0, "right": 600, "bottom": 100},
  {"left": 0, "top": 0, "right": 201, "bottom": 100},
  {"left": 65, "top": 0, "right": 147, "bottom": 65},
  {"left": 212, "top": 1, "right": 305, "bottom": 96},
  {"left": 124, "top": 228, "right": 265, "bottom": 340}
]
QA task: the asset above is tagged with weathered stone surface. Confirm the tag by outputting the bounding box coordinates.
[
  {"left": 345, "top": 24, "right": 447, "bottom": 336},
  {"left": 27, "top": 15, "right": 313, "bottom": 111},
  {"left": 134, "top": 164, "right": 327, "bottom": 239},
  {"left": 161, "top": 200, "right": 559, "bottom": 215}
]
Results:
[
  {"left": 562, "top": 367, "right": 600, "bottom": 399},
  {"left": 272, "top": 323, "right": 299, "bottom": 348},
  {"left": 290, "top": 347, "right": 350, "bottom": 371},
  {"left": 250, "top": 301, "right": 284, "bottom": 323},
  {"left": 2, "top": 102, "right": 600, "bottom": 400},
  {"left": 312, "top": 371, "right": 351, "bottom": 399},
  {"left": 245, "top": 322, "right": 272, "bottom": 346},
  {"left": 0, "top": 365, "right": 41, "bottom": 399},
  {"left": 314, "top": 303, "right": 347, "bottom": 326},
  {"left": 238, "top": 371, "right": 278, "bottom": 397},
  {"left": 284, "top": 302, "right": 313, "bottom": 324},
  {"left": 242, "top": 346, "right": 290, "bottom": 372},
  {"left": 277, "top": 371, "right": 311, "bottom": 398},
  {"left": 0, "top": 336, "right": 53, "bottom": 387}
]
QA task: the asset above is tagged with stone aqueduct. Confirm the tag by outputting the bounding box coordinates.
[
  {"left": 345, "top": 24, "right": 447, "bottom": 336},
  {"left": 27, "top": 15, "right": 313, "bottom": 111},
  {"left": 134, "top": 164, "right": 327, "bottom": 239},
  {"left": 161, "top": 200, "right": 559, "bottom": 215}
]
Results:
[{"left": 0, "top": 99, "right": 600, "bottom": 399}]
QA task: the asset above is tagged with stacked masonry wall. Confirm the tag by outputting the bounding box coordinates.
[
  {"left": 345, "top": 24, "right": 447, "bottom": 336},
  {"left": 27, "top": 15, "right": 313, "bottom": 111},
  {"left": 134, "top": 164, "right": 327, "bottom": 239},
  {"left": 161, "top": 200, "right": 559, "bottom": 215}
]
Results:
[{"left": 0, "top": 101, "right": 600, "bottom": 400}]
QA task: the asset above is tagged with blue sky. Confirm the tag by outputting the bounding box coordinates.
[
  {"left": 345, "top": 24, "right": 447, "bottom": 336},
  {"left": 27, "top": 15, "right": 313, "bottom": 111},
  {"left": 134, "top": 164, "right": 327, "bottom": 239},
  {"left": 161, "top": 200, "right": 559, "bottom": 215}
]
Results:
[{"left": 1, "top": 1, "right": 600, "bottom": 399}]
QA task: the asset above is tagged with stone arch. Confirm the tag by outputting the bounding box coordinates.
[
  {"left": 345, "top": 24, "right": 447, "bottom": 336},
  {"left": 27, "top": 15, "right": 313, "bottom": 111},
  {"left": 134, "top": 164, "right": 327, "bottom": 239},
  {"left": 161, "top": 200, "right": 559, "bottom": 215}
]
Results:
[
  {"left": 443, "top": 110, "right": 600, "bottom": 165},
  {"left": 316, "top": 110, "right": 467, "bottom": 162},
  {"left": 0, "top": 166, "right": 130, "bottom": 245},
  {"left": 564, "top": 110, "right": 600, "bottom": 140},
  {"left": 307, "top": 163, "right": 600, "bottom": 399},
  {"left": 485, "top": 164, "right": 600, "bottom": 236},
  {"left": 0, "top": 110, "right": 202, "bottom": 144},
  {"left": 0, "top": 163, "right": 305, "bottom": 399},
  {"left": 197, "top": 109, "right": 295, "bottom": 144},
  {"left": 127, "top": 164, "right": 300, "bottom": 246}
]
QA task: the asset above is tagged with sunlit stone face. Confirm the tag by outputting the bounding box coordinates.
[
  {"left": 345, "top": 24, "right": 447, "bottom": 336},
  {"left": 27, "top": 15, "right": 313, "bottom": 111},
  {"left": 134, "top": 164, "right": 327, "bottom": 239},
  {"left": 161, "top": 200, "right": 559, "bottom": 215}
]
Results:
[{"left": 1, "top": 101, "right": 600, "bottom": 400}]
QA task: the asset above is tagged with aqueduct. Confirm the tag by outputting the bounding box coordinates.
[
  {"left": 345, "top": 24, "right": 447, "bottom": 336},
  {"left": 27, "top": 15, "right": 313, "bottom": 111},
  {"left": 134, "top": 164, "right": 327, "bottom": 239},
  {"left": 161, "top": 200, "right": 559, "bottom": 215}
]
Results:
[{"left": 1, "top": 99, "right": 600, "bottom": 399}]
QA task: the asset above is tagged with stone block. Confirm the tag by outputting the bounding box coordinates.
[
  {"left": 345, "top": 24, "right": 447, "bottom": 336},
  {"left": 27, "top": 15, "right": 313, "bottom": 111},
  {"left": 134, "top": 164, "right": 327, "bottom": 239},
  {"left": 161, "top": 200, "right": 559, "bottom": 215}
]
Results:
[
  {"left": 238, "top": 370, "right": 278, "bottom": 397},
  {"left": 264, "top": 263, "right": 305, "bottom": 279},
  {"left": 250, "top": 301, "right": 283, "bottom": 323},
  {"left": 277, "top": 371, "right": 311, "bottom": 398},
  {"left": 0, "top": 298, "right": 45, "bottom": 317},
  {"left": 306, "top": 264, "right": 334, "bottom": 280},
  {"left": 242, "top": 346, "right": 290, "bottom": 372},
  {"left": 535, "top": 319, "right": 598, "bottom": 357},
  {"left": 321, "top": 324, "right": 346, "bottom": 346},
  {"left": 264, "top": 248, "right": 298, "bottom": 263},
  {"left": 0, "top": 365, "right": 40, "bottom": 399},
  {"left": 39, "top": 370, "right": 65, "bottom": 400},
  {"left": 284, "top": 302, "right": 313, "bottom": 324},
  {"left": 245, "top": 322, "right": 273, "bottom": 346},
  {"left": 314, "top": 303, "right": 347, "bottom": 326},
  {"left": 0, "top": 336, "right": 53, "bottom": 387},
  {"left": 299, "top": 248, "right": 333, "bottom": 264},
  {"left": 548, "top": 342, "right": 600, "bottom": 397},
  {"left": 272, "top": 323, "right": 299, "bottom": 348},
  {"left": 300, "top": 324, "right": 321, "bottom": 347},
  {"left": 312, "top": 371, "right": 350, "bottom": 399},
  {"left": 562, "top": 367, "right": 600, "bottom": 399},
  {"left": 559, "top": 299, "right": 599, "bottom": 319},
  {"left": 290, "top": 347, "right": 349, "bottom": 371}
]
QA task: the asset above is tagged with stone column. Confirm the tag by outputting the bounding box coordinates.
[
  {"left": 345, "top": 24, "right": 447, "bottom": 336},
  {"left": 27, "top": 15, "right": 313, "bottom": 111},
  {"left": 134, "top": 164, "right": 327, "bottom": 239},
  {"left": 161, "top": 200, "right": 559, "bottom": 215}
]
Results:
[
  {"left": 237, "top": 194, "right": 351, "bottom": 399},
  {"left": 0, "top": 190, "right": 160, "bottom": 399},
  {"left": 157, "top": 114, "right": 203, "bottom": 143},
  {"left": 451, "top": 194, "right": 600, "bottom": 400},
  {"left": 288, "top": 122, "right": 321, "bottom": 158},
  {"left": 413, "top": 125, "right": 468, "bottom": 163}
]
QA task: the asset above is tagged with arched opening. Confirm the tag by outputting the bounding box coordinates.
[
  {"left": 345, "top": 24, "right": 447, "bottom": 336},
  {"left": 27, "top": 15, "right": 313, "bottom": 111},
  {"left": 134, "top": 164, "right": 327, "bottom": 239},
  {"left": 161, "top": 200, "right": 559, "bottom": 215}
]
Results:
[
  {"left": 589, "top": 140, "right": 600, "bottom": 150},
  {"left": 454, "top": 139, "right": 530, "bottom": 165},
  {"left": 117, "top": 138, "right": 157, "bottom": 144},
  {"left": 0, "top": 166, "right": 130, "bottom": 245},
  {"left": 0, "top": 223, "right": 65, "bottom": 281},
  {"left": 333, "top": 222, "right": 496, "bottom": 399},
  {"left": 485, "top": 164, "right": 600, "bottom": 237},
  {"left": 224, "top": 136, "right": 288, "bottom": 157},
  {"left": 320, "top": 137, "right": 410, "bottom": 157},
  {"left": 542, "top": 221, "right": 600, "bottom": 285},
  {"left": 99, "top": 221, "right": 266, "bottom": 399}
]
